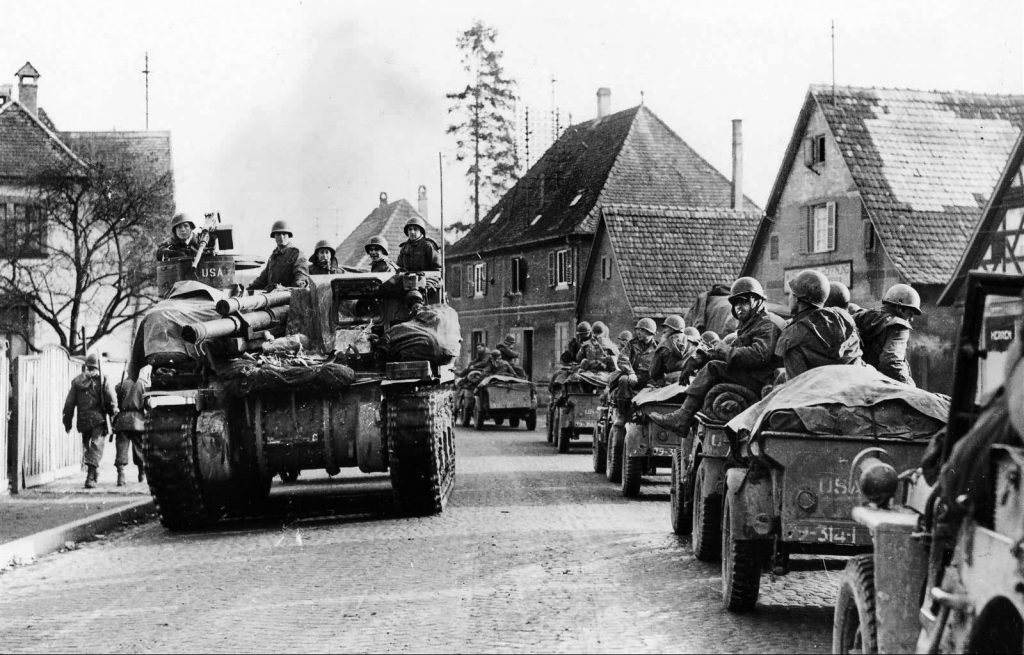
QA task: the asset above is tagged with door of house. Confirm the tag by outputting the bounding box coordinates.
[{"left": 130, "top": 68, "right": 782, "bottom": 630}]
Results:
[
  {"left": 471, "top": 329, "right": 488, "bottom": 353},
  {"left": 511, "top": 328, "right": 534, "bottom": 380}
]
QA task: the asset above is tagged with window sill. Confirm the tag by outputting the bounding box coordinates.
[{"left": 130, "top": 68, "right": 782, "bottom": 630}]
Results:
[
  {"left": 555, "top": 282, "right": 570, "bottom": 291},
  {"left": 473, "top": 292, "right": 485, "bottom": 299}
]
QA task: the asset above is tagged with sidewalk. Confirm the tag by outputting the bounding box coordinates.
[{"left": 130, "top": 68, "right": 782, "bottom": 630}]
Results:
[{"left": 0, "top": 457, "right": 154, "bottom": 568}]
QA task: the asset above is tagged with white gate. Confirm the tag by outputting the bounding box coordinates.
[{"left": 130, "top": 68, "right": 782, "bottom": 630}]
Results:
[
  {"left": 0, "top": 342, "right": 9, "bottom": 494},
  {"left": 16, "top": 347, "right": 84, "bottom": 488}
]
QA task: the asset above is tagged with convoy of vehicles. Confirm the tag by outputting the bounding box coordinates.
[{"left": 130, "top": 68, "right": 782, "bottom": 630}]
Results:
[
  {"left": 463, "top": 374, "right": 538, "bottom": 430},
  {"left": 621, "top": 386, "right": 688, "bottom": 497}
]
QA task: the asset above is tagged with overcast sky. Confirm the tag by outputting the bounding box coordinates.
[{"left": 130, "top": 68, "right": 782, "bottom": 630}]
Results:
[{"left": 3, "top": 0, "right": 1022, "bottom": 256}]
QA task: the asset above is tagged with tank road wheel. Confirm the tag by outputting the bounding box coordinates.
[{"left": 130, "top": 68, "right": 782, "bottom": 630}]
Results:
[
  {"left": 509, "top": 416, "right": 521, "bottom": 428},
  {"left": 670, "top": 450, "right": 692, "bottom": 535},
  {"left": 622, "top": 456, "right": 643, "bottom": 498},
  {"left": 145, "top": 406, "right": 227, "bottom": 531},
  {"left": 473, "top": 397, "right": 486, "bottom": 430},
  {"left": 387, "top": 386, "right": 456, "bottom": 516},
  {"left": 606, "top": 425, "right": 624, "bottom": 483},
  {"left": 525, "top": 410, "right": 537, "bottom": 432},
  {"left": 833, "top": 554, "right": 879, "bottom": 654},
  {"left": 692, "top": 461, "right": 722, "bottom": 561},
  {"left": 592, "top": 431, "right": 607, "bottom": 474},
  {"left": 721, "top": 498, "right": 763, "bottom": 613}
]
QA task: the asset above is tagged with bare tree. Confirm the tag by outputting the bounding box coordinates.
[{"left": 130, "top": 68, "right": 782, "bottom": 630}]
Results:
[
  {"left": 446, "top": 19, "right": 520, "bottom": 235},
  {"left": 0, "top": 138, "right": 173, "bottom": 354}
]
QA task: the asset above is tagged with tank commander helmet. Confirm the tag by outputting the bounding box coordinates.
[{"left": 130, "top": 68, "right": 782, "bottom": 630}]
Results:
[
  {"left": 882, "top": 283, "right": 922, "bottom": 315},
  {"left": 171, "top": 213, "right": 194, "bottom": 234},
  {"left": 269, "top": 220, "right": 293, "bottom": 238},
  {"left": 729, "top": 276, "right": 767, "bottom": 303},
  {"left": 365, "top": 235, "right": 390, "bottom": 256},
  {"left": 789, "top": 269, "right": 830, "bottom": 308},
  {"left": 404, "top": 216, "right": 427, "bottom": 238},
  {"left": 313, "top": 239, "right": 336, "bottom": 256}
]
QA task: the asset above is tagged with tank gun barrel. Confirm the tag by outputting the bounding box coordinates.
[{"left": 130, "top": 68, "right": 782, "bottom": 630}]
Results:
[
  {"left": 182, "top": 305, "right": 289, "bottom": 343},
  {"left": 215, "top": 289, "right": 292, "bottom": 316}
]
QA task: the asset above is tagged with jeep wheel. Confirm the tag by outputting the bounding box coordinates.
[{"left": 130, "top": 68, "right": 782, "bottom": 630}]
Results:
[
  {"left": 692, "top": 461, "right": 721, "bottom": 561},
  {"left": 509, "top": 416, "right": 520, "bottom": 428},
  {"left": 833, "top": 555, "right": 878, "bottom": 654},
  {"left": 493, "top": 416, "right": 503, "bottom": 426},
  {"left": 622, "top": 455, "right": 642, "bottom": 497},
  {"left": 670, "top": 450, "right": 692, "bottom": 535},
  {"left": 473, "top": 400, "right": 486, "bottom": 430},
  {"left": 721, "top": 497, "right": 762, "bottom": 612},
  {"left": 525, "top": 410, "right": 537, "bottom": 432},
  {"left": 606, "top": 425, "right": 624, "bottom": 483}
]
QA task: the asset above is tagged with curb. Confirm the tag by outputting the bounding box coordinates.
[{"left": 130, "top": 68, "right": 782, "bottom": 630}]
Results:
[{"left": 0, "top": 498, "right": 154, "bottom": 569}]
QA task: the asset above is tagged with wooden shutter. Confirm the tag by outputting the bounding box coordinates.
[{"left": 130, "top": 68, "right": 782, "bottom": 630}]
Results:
[
  {"left": 798, "top": 206, "right": 809, "bottom": 254},
  {"left": 570, "top": 247, "right": 577, "bottom": 287},
  {"left": 481, "top": 261, "right": 488, "bottom": 296},
  {"left": 465, "top": 264, "right": 473, "bottom": 296},
  {"left": 827, "top": 202, "right": 837, "bottom": 251},
  {"left": 804, "top": 137, "right": 813, "bottom": 166},
  {"left": 548, "top": 251, "right": 555, "bottom": 287},
  {"left": 450, "top": 264, "right": 461, "bottom": 298}
]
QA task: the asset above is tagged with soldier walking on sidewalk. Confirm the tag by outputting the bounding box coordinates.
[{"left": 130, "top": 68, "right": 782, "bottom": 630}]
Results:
[{"left": 62, "top": 353, "right": 118, "bottom": 489}]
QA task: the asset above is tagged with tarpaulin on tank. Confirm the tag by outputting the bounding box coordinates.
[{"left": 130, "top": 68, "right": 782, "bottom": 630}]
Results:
[
  {"left": 726, "top": 364, "right": 949, "bottom": 440},
  {"left": 479, "top": 374, "right": 531, "bottom": 387},
  {"left": 143, "top": 282, "right": 227, "bottom": 356},
  {"left": 633, "top": 382, "right": 687, "bottom": 406},
  {"left": 218, "top": 357, "right": 357, "bottom": 396},
  {"left": 381, "top": 305, "right": 462, "bottom": 364}
]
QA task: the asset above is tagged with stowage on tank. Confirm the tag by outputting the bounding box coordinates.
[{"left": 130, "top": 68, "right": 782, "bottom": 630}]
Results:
[{"left": 130, "top": 248, "right": 459, "bottom": 530}]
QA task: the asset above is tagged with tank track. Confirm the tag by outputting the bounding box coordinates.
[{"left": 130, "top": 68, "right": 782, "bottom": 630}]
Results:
[
  {"left": 386, "top": 384, "right": 456, "bottom": 516},
  {"left": 146, "top": 406, "right": 224, "bottom": 530}
]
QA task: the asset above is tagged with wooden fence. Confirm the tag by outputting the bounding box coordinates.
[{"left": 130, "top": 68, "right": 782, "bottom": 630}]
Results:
[
  {"left": 9, "top": 347, "right": 125, "bottom": 492},
  {"left": 0, "top": 343, "right": 9, "bottom": 494}
]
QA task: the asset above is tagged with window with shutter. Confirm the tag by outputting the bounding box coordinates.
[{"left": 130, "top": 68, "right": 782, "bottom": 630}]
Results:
[
  {"left": 799, "top": 207, "right": 809, "bottom": 254},
  {"left": 482, "top": 261, "right": 488, "bottom": 295},
  {"left": 826, "top": 202, "right": 836, "bottom": 251},
  {"left": 548, "top": 251, "right": 555, "bottom": 287},
  {"left": 769, "top": 235, "right": 779, "bottom": 261},
  {"left": 570, "top": 247, "right": 577, "bottom": 286},
  {"left": 804, "top": 137, "right": 813, "bottom": 166},
  {"left": 863, "top": 221, "right": 876, "bottom": 252},
  {"left": 465, "top": 264, "right": 473, "bottom": 297}
]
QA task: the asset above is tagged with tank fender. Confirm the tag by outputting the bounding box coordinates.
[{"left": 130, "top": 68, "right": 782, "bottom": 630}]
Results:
[
  {"left": 725, "top": 467, "right": 775, "bottom": 540},
  {"left": 195, "top": 409, "right": 233, "bottom": 482},
  {"left": 625, "top": 422, "right": 647, "bottom": 458},
  {"left": 356, "top": 400, "right": 387, "bottom": 473},
  {"left": 700, "top": 457, "right": 726, "bottom": 499}
]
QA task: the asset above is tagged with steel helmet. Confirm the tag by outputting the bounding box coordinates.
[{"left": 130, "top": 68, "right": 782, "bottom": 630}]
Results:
[
  {"left": 701, "top": 330, "right": 721, "bottom": 345},
  {"left": 826, "top": 281, "right": 851, "bottom": 309},
  {"left": 171, "top": 214, "right": 194, "bottom": 233},
  {"left": 364, "top": 235, "right": 390, "bottom": 256},
  {"left": 576, "top": 321, "right": 592, "bottom": 336},
  {"left": 617, "top": 330, "right": 633, "bottom": 342},
  {"left": 729, "top": 276, "right": 766, "bottom": 302},
  {"left": 313, "top": 239, "right": 335, "bottom": 255},
  {"left": 882, "top": 283, "right": 922, "bottom": 315},
  {"left": 269, "top": 220, "right": 293, "bottom": 237},
  {"left": 662, "top": 315, "right": 686, "bottom": 333},
  {"left": 502, "top": 334, "right": 516, "bottom": 346},
  {"left": 634, "top": 318, "right": 657, "bottom": 335},
  {"left": 789, "top": 269, "right": 829, "bottom": 308},
  {"left": 490, "top": 348, "right": 502, "bottom": 356},
  {"left": 683, "top": 326, "right": 701, "bottom": 343},
  {"left": 84, "top": 353, "right": 100, "bottom": 368},
  {"left": 592, "top": 321, "right": 608, "bottom": 337},
  {"left": 404, "top": 215, "right": 427, "bottom": 237}
]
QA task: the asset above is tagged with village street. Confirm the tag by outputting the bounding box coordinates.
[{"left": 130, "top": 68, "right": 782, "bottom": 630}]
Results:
[{"left": 0, "top": 422, "right": 837, "bottom": 654}]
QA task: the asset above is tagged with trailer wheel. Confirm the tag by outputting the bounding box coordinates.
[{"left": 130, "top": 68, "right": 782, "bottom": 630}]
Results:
[
  {"left": 509, "top": 416, "right": 521, "bottom": 428},
  {"left": 606, "top": 425, "right": 624, "bottom": 482},
  {"left": 622, "top": 455, "right": 643, "bottom": 497},
  {"left": 669, "top": 450, "right": 692, "bottom": 535},
  {"left": 692, "top": 460, "right": 721, "bottom": 561},
  {"left": 721, "top": 497, "right": 762, "bottom": 612},
  {"left": 525, "top": 410, "right": 537, "bottom": 432},
  {"left": 557, "top": 427, "right": 572, "bottom": 453},
  {"left": 592, "top": 430, "right": 607, "bottom": 474},
  {"left": 833, "top": 554, "right": 878, "bottom": 654}
]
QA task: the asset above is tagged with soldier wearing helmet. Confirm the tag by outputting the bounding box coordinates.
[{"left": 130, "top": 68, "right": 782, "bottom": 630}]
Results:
[
  {"left": 577, "top": 321, "right": 617, "bottom": 372},
  {"left": 826, "top": 281, "right": 852, "bottom": 311},
  {"left": 396, "top": 215, "right": 441, "bottom": 272},
  {"left": 614, "top": 317, "right": 658, "bottom": 391},
  {"left": 774, "top": 269, "right": 862, "bottom": 381},
  {"left": 558, "top": 321, "right": 593, "bottom": 366},
  {"left": 617, "top": 330, "right": 633, "bottom": 349},
  {"left": 364, "top": 235, "right": 398, "bottom": 273},
  {"left": 309, "top": 239, "right": 342, "bottom": 275},
  {"left": 650, "top": 276, "right": 786, "bottom": 435},
  {"left": 648, "top": 315, "right": 697, "bottom": 386},
  {"left": 849, "top": 283, "right": 921, "bottom": 385},
  {"left": 482, "top": 348, "right": 517, "bottom": 377},
  {"left": 156, "top": 214, "right": 200, "bottom": 262},
  {"left": 496, "top": 333, "right": 521, "bottom": 364},
  {"left": 247, "top": 220, "right": 311, "bottom": 292},
  {"left": 63, "top": 353, "right": 118, "bottom": 489}
]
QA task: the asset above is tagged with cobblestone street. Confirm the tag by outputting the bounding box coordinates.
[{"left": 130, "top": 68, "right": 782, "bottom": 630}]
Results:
[{"left": 0, "top": 424, "right": 837, "bottom": 653}]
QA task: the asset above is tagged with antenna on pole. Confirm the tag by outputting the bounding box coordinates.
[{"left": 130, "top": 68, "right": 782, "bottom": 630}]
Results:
[
  {"left": 831, "top": 20, "right": 836, "bottom": 104},
  {"left": 438, "top": 152, "right": 446, "bottom": 298},
  {"left": 142, "top": 52, "right": 151, "bottom": 130},
  {"left": 550, "top": 75, "right": 557, "bottom": 142}
]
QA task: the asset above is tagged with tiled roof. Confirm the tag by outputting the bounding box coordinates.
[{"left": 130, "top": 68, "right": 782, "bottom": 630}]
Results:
[
  {"left": 449, "top": 105, "right": 758, "bottom": 257},
  {"left": 0, "top": 101, "right": 84, "bottom": 178},
  {"left": 336, "top": 197, "right": 442, "bottom": 269},
  {"left": 749, "top": 85, "right": 1024, "bottom": 285},
  {"left": 61, "top": 131, "right": 174, "bottom": 184},
  {"left": 16, "top": 62, "right": 39, "bottom": 78},
  {"left": 597, "top": 204, "right": 762, "bottom": 316},
  {"left": 36, "top": 107, "right": 56, "bottom": 132}
]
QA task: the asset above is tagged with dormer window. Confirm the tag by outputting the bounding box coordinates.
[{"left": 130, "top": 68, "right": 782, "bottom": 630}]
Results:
[{"left": 805, "top": 134, "right": 826, "bottom": 166}]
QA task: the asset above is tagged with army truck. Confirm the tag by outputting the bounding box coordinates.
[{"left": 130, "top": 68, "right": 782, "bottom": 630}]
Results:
[
  {"left": 832, "top": 271, "right": 1024, "bottom": 654},
  {"left": 137, "top": 230, "right": 458, "bottom": 530}
]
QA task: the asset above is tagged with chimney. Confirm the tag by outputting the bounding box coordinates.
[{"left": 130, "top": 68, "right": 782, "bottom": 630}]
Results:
[
  {"left": 417, "top": 185, "right": 428, "bottom": 220},
  {"left": 596, "top": 87, "right": 611, "bottom": 119},
  {"left": 731, "top": 119, "right": 743, "bottom": 211},
  {"left": 15, "top": 62, "right": 40, "bottom": 117},
  {"left": 379, "top": 191, "right": 388, "bottom": 208}
]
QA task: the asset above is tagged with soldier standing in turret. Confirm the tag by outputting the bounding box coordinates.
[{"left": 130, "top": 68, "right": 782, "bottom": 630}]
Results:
[
  {"left": 247, "top": 220, "right": 311, "bottom": 292},
  {"left": 309, "top": 239, "right": 342, "bottom": 275},
  {"left": 156, "top": 214, "right": 200, "bottom": 262},
  {"left": 396, "top": 216, "right": 441, "bottom": 271},
  {"left": 365, "top": 235, "right": 398, "bottom": 273}
]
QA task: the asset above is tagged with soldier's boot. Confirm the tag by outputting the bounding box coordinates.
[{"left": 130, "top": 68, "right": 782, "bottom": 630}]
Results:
[
  {"left": 116, "top": 466, "right": 126, "bottom": 487},
  {"left": 84, "top": 466, "right": 97, "bottom": 489},
  {"left": 648, "top": 394, "right": 703, "bottom": 436}
]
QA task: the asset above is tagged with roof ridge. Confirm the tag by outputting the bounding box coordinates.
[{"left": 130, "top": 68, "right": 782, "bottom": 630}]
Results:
[
  {"left": 809, "top": 82, "right": 1024, "bottom": 100},
  {"left": 585, "top": 107, "right": 644, "bottom": 229},
  {"left": 5, "top": 100, "right": 88, "bottom": 169}
]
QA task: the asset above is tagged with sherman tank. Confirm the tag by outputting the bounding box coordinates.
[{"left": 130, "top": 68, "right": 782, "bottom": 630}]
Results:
[{"left": 134, "top": 227, "right": 458, "bottom": 530}]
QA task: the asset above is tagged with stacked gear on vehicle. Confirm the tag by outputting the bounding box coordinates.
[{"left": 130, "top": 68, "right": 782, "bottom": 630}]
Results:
[{"left": 130, "top": 258, "right": 459, "bottom": 530}]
